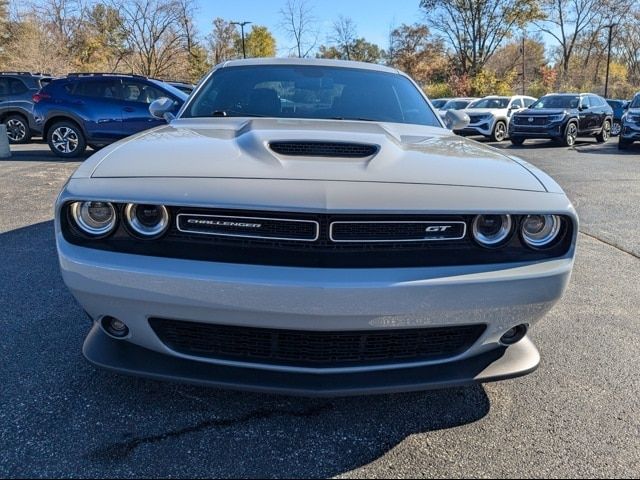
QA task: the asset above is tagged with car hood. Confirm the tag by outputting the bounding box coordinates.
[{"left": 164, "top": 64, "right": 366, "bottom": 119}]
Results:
[
  {"left": 84, "top": 118, "right": 546, "bottom": 192},
  {"left": 516, "top": 108, "right": 573, "bottom": 116}
]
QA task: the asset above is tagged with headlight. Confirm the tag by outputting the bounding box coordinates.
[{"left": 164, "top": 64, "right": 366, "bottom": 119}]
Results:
[
  {"left": 626, "top": 114, "right": 640, "bottom": 124},
  {"left": 521, "top": 215, "right": 561, "bottom": 248},
  {"left": 124, "top": 204, "right": 170, "bottom": 237},
  {"left": 70, "top": 201, "right": 117, "bottom": 237},
  {"left": 549, "top": 114, "right": 566, "bottom": 122},
  {"left": 472, "top": 214, "right": 512, "bottom": 247}
]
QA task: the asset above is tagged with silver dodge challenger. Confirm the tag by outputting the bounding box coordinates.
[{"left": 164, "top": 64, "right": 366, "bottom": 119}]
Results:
[{"left": 56, "top": 59, "right": 578, "bottom": 396}]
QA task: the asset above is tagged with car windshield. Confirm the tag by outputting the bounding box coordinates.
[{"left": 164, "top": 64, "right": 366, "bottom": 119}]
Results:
[
  {"left": 531, "top": 95, "right": 579, "bottom": 109},
  {"left": 468, "top": 98, "right": 509, "bottom": 109},
  {"left": 149, "top": 79, "right": 189, "bottom": 101},
  {"left": 442, "top": 100, "right": 471, "bottom": 110},
  {"left": 431, "top": 99, "right": 448, "bottom": 108},
  {"left": 182, "top": 65, "right": 441, "bottom": 127},
  {"left": 630, "top": 95, "right": 640, "bottom": 109}
]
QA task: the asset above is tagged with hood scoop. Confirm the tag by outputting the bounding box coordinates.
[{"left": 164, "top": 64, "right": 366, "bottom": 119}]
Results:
[{"left": 269, "top": 141, "right": 379, "bottom": 158}]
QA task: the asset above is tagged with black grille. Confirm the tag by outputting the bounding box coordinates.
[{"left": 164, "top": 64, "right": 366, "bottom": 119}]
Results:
[
  {"left": 149, "top": 318, "right": 486, "bottom": 368},
  {"left": 468, "top": 115, "right": 488, "bottom": 124},
  {"left": 269, "top": 141, "right": 378, "bottom": 158},
  {"left": 514, "top": 116, "right": 548, "bottom": 126},
  {"left": 330, "top": 221, "right": 466, "bottom": 242}
]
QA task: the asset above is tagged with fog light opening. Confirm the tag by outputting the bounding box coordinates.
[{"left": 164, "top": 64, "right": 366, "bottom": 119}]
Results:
[
  {"left": 500, "top": 324, "right": 528, "bottom": 345},
  {"left": 101, "top": 316, "right": 130, "bottom": 339}
]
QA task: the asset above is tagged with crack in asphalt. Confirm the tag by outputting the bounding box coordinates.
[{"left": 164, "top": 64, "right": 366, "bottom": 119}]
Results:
[
  {"left": 579, "top": 230, "right": 640, "bottom": 260},
  {"left": 85, "top": 402, "right": 334, "bottom": 461}
]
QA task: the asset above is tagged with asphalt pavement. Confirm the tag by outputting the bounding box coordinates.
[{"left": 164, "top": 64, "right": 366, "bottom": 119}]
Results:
[{"left": 1, "top": 139, "right": 639, "bottom": 478}]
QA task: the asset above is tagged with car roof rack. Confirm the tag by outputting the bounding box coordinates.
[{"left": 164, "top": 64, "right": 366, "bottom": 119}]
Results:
[
  {"left": 0, "top": 71, "right": 52, "bottom": 76},
  {"left": 67, "top": 72, "right": 147, "bottom": 79}
]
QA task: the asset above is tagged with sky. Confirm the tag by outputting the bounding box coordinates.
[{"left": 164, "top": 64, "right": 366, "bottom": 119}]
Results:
[{"left": 196, "top": 0, "right": 426, "bottom": 56}]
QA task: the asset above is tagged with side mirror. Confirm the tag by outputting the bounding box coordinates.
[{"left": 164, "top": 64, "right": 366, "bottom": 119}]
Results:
[
  {"left": 444, "top": 110, "right": 470, "bottom": 130},
  {"left": 149, "top": 97, "right": 177, "bottom": 122}
]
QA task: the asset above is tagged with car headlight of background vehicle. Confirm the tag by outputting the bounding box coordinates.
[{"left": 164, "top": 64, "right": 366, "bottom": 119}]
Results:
[
  {"left": 472, "top": 214, "right": 513, "bottom": 247},
  {"left": 521, "top": 215, "right": 561, "bottom": 248},
  {"left": 549, "top": 113, "right": 566, "bottom": 122},
  {"left": 124, "top": 204, "right": 170, "bottom": 237},
  {"left": 70, "top": 201, "right": 117, "bottom": 237}
]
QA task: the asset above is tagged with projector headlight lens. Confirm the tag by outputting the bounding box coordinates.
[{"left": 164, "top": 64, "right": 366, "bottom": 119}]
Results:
[
  {"left": 124, "top": 204, "right": 169, "bottom": 237},
  {"left": 521, "top": 214, "right": 561, "bottom": 248},
  {"left": 472, "top": 214, "right": 512, "bottom": 247},
  {"left": 70, "top": 201, "right": 117, "bottom": 237}
]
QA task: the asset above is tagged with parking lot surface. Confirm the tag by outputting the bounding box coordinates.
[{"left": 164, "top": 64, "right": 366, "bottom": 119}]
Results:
[{"left": 1, "top": 139, "right": 639, "bottom": 478}]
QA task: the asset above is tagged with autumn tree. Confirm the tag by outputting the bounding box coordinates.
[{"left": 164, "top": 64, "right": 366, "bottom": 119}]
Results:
[
  {"left": 420, "top": 0, "right": 542, "bottom": 76},
  {"left": 387, "top": 23, "right": 448, "bottom": 84},
  {"left": 242, "top": 25, "right": 276, "bottom": 58},
  {"left": 317, "top": 38, "right": 384, "bottom": 63},
  {"left": 485, "top": 37, "right": 547, "bottom": 95},
  {"left": 279, "top": 0, "right": 318, "bottom": 58}
]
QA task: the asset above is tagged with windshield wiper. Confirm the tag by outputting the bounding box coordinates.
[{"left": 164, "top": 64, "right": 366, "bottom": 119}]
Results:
[
  {"left": 212, "top": 110, "right": 266, "bottom": 118},
  {"left": 325, "top": 116, "right": 377, "bottom": 122}
]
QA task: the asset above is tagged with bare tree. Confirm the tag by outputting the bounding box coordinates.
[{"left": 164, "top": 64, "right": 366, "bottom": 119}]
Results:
[
  {"left": 207, "top": 17, "right": 240, "bottom": 65},
  {"left": 111, "top": 0, "right": 190, "bottom": 78},
  {"left": 329, "top": 16, "right": 357, "bottom": 60},
  {"left": 535, "top": 0, "right": 605, "bottom": 79},
  {"left": 279, "top": 0, "right": 318, "bottom": 58},
  {"left": 420, "top": 0, "right": 542, "bottom": 76}
]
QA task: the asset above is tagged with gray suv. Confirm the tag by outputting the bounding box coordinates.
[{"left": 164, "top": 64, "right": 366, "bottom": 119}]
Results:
[{"left": 0, "top": 72, "right": 52, "bottom": 144}]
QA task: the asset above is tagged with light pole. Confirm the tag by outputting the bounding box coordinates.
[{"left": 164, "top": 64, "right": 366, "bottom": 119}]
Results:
[
  {"left": 604, "top": 22, "right": 618, "bottom": 98},
  {"left": 521, "top": 35, "right": 526, "bottom": 95},
  {"left": 231, "top": 21, "right": 252, "bottom": 59}
]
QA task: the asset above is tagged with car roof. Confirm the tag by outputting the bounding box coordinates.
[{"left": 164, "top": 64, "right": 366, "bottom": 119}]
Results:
[{"left": 218, "top": 57, "right": 401, "bottom": 74}]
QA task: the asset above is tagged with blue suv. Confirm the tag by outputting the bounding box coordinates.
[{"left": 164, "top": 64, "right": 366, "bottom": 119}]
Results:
[{"left": 33, "top": 73, "right": 187, "bottom": 158}]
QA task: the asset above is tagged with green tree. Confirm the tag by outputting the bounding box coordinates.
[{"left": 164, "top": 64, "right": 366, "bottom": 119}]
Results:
[
  {"left": 242, "top": 25, "right": 276, "bottom": 58},
  {"left": 317, "top": 38, "right": 383, "bottom": 63}
]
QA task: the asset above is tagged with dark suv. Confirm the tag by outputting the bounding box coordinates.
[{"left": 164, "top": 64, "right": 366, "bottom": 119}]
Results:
[
  {"left": 33, "top": 73, "right": 187, "bottom": 158},
  {"left": 509, "top": 93, "right": 613, "bottom": 146},
  {"left": 619, "top": 92, "right": 640, "bottom": 150},
  {"left": 0, "top": 72, "right": 52, "bottom": 143}
]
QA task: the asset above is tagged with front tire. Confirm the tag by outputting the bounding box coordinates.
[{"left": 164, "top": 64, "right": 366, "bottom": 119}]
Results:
[
  {"left": 596, "top": 120, "right": 611, "bottom": 143},
  {"left": 47, "top": 121, "right": 86, "bottom": 158},
  {"left": 490, "top": 120, "right": 507, "bottom": 142},
  {"left": 561, "top": 122, "right": 578, "bottom": 147},
  {"left": 5, "top": 115, "right": 31, "bottom": 144},
  {"left": 611, "top": 120, "right": 622, "bottom": 136}
]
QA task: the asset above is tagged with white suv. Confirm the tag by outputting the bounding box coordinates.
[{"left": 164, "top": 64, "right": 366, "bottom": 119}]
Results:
[{"left": 457, "top": 95, "right": 537, "bottom": 141}]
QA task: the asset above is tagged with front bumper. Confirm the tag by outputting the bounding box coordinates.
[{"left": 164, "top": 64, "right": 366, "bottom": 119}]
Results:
[
  {"left": 59, "top": 233, "right": 573, "bottom": 394},
  {"left": 509, "top": 122, "right": 565, "bottom": 139},
  {"left": 455, "top": 119, "right": 494, "bottom": 136},
  {"left": 620, "top": 123, "right": 640, "bottom": 142}
]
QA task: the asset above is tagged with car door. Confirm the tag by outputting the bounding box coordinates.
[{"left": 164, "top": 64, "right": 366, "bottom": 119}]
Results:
[
  {"left": 120, "top": 80, "right": 170, "bottom": 135},
  {"left": 590, "top": 95, "right": 607, "bottom": 129},
  {"left": 72, "top": 78, "right": 125, "bottom": 141},
  {"left": 577, "top": 96, "right": 593, "bottom": 133}
]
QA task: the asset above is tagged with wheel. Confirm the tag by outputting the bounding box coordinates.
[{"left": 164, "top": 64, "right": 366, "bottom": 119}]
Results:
[
  {"left": 490, "top": 120, "right": 507, "bottom": 142},
  {"left": 4, "top": 115, "right": 32, "bottom": 144},
  {"left": 510, "top": 136, "right": 525, "bottom": 146},
  {"left": 596, "top": 120, "right": 611, "bottom": 143},
  {"left": 619, "top": 137, "right": 632, "bottom": 150},
  {"left": 611, "top": 120, "right": 622, "bottom": 136},
  {"left": 561, "top": 122, "right": 578, "bottom": 147},
  {"left": 47, "top": 121, "right": 86, "bottom": 158}
]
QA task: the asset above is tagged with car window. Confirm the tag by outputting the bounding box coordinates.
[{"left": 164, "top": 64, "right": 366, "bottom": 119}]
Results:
[
  {"left": 442, "top": 99, "right": 470, "bottom": 110},
  {"left": 468, "top": 98, "right": 510, "bottom": 109},
  {"left": 74, "top": 79, "right": 121, "bottom": 100},
  {"left": 510, "top": 98, "right": 524, "bottom": 109},
  {"left": 183, "top": 65, "right": 441, "bottom": 127},
  {"left": 630, "top": 95, "right": 640, "bottom": 109},
  {"left": 431, "top": 99, "right": 448, "bottom": 109},
  {"left": 9, "top": 79, "right": 28, "bottom": 95},
  {"left": 531, "top": 95, "right": 580, "bottom": 109},
  {"left": 524, "top": 98, "right": 535, "bottom": 108},
  {"left": 122, "top": 80, "right": 166, "bottom": 104},
  {"left": 0, "top": 78, "right": 9, "bottom": 96},
  {"left": 580, "top": 97, "right": 591, "bottom": 109}
]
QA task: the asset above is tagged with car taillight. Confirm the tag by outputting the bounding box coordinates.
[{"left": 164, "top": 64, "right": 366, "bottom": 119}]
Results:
[{"left": 32, "top": 92, "right": 51, "bottom": 103}]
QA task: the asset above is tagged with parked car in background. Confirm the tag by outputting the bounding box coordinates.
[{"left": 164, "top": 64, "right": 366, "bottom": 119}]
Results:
[
  {"left": 456, "top": 95, "right": 537, "bottom": 141},
  {"left": 606, "top": 99, "right": 629, "bottom": 136},
  {"left": 55, "top": 58, "right": 578, "bottom": 396},
  {"left": 437, "top": 97, "right": 477, "bottom": 120},
  {"left": 509, "top": 93, "right": 613, "bottom": 147},
  {"left": 0, "top": 71, "right": 52, "bottom": 144},
  {"left": 166, "top": 81, "right": 196, "bottom": 95},
  {"left": 430, "top": 98, "right": 451, "bottom": 109},
  {"left": 33, "top": 73, "right": 188, "bottom": 158},
  {"left": 619, "top": 92, "right": 640, "bottom": 150}
]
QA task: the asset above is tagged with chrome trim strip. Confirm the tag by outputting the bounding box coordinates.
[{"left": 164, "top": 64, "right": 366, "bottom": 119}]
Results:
[
  {"left": 176, "top": 213, "right": 320, "bottom": 242},
  {"left": 329, "top": 220, "right": 467, "bottom": 243}
]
